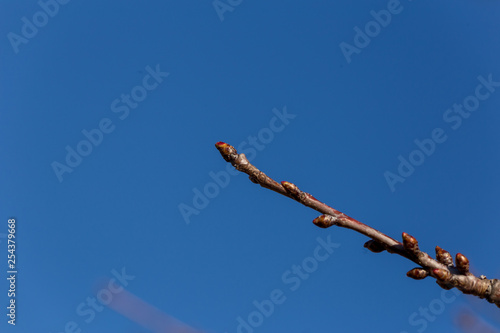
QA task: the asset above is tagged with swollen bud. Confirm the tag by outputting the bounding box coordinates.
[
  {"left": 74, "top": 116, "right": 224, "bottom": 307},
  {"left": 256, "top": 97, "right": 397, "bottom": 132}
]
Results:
[
  {"left": 402, "top": 232, "right": 419, "bottom": 253},
  {"left": 313, "top": 215, "right": 336, "bottom": 229},
  {"left": 215, "top": 142, "right": 237, "bottom": 162},
  {"left": 281, "top": 181, "right": 301, "bottom": 198},
  {"left": 215, "top": 141, "right": 227, "bottom": 147},
  {"left": 364, "top": 240, "right": 386, "bottom": 253},
  {"left": 435, "top": 246, "right": 453, "bottom": 266},
  {"left": 407, "top": 268, "right": 428, "bottom": 280},
  {"left": 456, "top": 253, "right": 470, "bottom": 274},
  {"left": 433, "top": 268, "right": 451, "bottom": 282}
]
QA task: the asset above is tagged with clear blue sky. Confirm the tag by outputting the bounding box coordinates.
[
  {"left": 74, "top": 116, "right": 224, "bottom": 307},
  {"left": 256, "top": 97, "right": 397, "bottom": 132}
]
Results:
[{"left": 1, "top": 1, "right": 500, "bottom": 332}]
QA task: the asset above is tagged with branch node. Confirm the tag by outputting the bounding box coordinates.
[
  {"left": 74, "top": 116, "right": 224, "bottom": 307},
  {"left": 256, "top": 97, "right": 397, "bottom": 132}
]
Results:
[
  {"left": 488, "top": 279, "right": 500, "bottom": 308},
  {"left": 249, "top": 175, "right": 259, "bottom": 184},
  {"left": 436, "top": 281, "right": 454, "bottom": 290}
]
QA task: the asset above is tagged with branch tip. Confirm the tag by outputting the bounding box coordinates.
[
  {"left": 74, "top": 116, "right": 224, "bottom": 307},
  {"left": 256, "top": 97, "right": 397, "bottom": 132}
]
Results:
[
  {"left": 215, "top": 141, "right": 227, "bottom": 147},
  {"left": 215, "top": 142, "right": 237, "bottom": 162}
]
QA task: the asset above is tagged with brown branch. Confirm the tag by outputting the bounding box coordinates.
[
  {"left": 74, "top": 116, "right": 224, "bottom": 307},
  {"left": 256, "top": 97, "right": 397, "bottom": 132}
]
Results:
[{"left": 215, "top": 141, "right": 500, "bottom": 308}]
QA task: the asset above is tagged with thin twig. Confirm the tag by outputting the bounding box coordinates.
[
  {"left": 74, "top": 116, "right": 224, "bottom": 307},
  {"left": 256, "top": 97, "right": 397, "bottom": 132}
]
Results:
[{"left": 215, "top": 141, "right": 500, "bottom": 308}]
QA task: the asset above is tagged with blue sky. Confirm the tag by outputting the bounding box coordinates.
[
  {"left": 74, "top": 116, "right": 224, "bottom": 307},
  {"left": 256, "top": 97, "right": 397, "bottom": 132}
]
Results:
[{"left": 1, "top": 1, "right": 500, "bottom": 332}]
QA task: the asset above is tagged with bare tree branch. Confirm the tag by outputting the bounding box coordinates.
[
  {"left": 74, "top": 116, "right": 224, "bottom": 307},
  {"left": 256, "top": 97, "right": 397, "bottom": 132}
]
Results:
[{"left": 215, "top": 141, "right": 500, "bottom": 308}]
